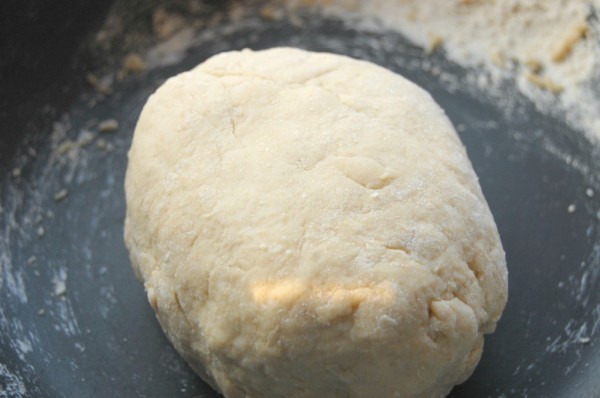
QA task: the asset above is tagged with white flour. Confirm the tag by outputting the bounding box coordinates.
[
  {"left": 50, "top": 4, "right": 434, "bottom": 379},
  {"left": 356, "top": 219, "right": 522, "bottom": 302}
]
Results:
[{"left": 282, "top": 0, "right": 600, "bottom": 142}]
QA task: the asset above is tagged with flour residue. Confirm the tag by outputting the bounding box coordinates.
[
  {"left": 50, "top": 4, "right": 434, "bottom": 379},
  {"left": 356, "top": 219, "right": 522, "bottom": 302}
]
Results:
[
  {"left": 0, "top": 94, "right": 120, "bottom": 387},
  {"left": 52, "top": 267, "right": 67, "bottom": 297},
  {"left": 0, "top": 363, "right": 27, "bottom": 398}
]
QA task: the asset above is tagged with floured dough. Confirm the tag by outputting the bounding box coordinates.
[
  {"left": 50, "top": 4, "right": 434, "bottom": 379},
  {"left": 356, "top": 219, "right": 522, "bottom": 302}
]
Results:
[{"left": 124, "top": 47, "right": 508, "bottom": 398}]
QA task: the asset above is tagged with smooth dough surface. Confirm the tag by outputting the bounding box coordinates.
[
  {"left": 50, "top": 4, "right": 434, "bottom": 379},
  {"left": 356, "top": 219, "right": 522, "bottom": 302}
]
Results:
[{"left": 124, "top": 47, "right": 508, "bottom": 398}]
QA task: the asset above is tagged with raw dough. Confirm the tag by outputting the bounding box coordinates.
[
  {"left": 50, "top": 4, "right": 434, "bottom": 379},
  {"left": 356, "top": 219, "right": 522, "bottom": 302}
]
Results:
[{"left": 124, "top": 48, "right": 508, "bottom": 398}]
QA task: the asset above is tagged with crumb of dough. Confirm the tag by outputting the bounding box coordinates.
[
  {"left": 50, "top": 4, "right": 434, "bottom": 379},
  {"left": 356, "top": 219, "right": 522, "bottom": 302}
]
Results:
[
  {"left": 585, "top": 188, "right": 594, "bottom": 198},
  {"left": 11, "top": 168, "right": 21, "bottom": 178},
  {"left": 567, "top": 203, "right": 577, "bottom": 213},
  {"left": 260, "top": 5, "right": 280, "bottom": 20},
  {"left": 57, "top": 141, "right": 76, "bottom": 155},
  {"left": 228, "top": 3, "right": 247, "bottom": 22},
  {"left": 579, "top": 336, "right": 591, "bottom": 344},
  {"left": 153, "top": 8, "right": 185, "bottom": 39},
  {"left": 85, "top": 73, "right": 112, "bottom": 95},
  {"left": 27, "top": 256, "right": 37, "bottom": 265},
  {"left": 96, "top": 138, "right": 114, "bottom": 151},
  {"left": 552, "top": 22, "right": 588, "bottom": 63},
  {"left": 525, "top": 58, "right": 543, "bottom": 74},
  {"left": 123, "top": 53, "right": 146, "bottom": 74},
  {"left": 98, "top": 119, "right": 119, "bottom": 132},
  {"left": 53, "top": 189, "right": 68, "bottom": 201},
  {"left": 78, "top": 131, "right": 96, "bottom": 146},
  {"left": 53, "top": 281, "right": 66, "bottom": 297},
  {"left": 525, "top": 72, "right": 564, "bottom": 94},
  {"left": 37, "top": 226, "right": 45, "bottom": 238},
  {"left": 287, "top": 13, "right": 305, "bottom": 27}
]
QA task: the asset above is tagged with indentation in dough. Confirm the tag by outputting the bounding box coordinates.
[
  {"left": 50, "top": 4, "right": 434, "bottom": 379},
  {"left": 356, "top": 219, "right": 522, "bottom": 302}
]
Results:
[
  {"left": 466, "top": 258, "right": 483, "bottom": 280},
  {"left": 427, "top": 298, "right": 470, "bottom": 342},
  {"left": 173, "top": 290, "right": 194, "bottom": 328},
  {"left": 427, "top": 300, "right": 442, "bottom": 341},
  {"left": 174, "top": 290, "right": 184, "bottom": 312},
  {"left": 333, "top": 156, "right": 395, "bottom": 189},
  {"left": 384, "top": 241, "right": 411, "bottom": 254}
]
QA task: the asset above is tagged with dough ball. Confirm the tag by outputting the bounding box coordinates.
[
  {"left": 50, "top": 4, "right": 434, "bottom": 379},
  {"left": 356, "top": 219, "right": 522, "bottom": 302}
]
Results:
[{"left": 124, "top": 48, "right": 508, "bottom": 398}]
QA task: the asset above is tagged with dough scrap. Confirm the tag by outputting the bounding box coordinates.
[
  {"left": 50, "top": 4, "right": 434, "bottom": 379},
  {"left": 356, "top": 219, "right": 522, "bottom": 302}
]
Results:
[{"left": 124, "top": 47, "right": 508, "bottom": 398}]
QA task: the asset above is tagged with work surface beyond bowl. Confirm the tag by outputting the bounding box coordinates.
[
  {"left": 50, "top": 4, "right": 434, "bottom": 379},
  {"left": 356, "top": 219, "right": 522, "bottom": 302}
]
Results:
[{"left": 1, "top": 2, "right": 599, "bottom": 397}]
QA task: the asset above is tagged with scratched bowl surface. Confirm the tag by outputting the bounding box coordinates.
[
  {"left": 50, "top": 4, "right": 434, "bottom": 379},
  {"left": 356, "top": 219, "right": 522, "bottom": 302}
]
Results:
[{"left": 1, "top": 3, "right": 599, "bottom": 398}]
